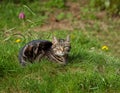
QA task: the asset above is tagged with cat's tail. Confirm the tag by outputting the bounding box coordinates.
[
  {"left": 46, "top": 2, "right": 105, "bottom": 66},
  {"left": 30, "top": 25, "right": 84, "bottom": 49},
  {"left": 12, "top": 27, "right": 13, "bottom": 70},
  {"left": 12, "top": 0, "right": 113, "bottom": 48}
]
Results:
[
  {"left": 18, "top": 45, "right": 28, "bottom": 66},
  {"left": 18, "top": 53, "right": 27, "bottom": 66}
]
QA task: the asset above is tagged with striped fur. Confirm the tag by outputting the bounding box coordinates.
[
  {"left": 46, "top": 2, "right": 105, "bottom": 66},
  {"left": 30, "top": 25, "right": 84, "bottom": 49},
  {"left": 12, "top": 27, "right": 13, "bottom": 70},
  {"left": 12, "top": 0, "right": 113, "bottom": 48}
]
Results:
[
  {"left": 18, "top": 36, "right": 71, "bottom": 66},
  {"left": 18, "top": 40, "right": 52, "bottom": 66},
  {"left": 46, "top": 49, "right": 68, "bottom": 65},
  {"left": 47, "top": 35, "right": 70, "bottom": 64}
]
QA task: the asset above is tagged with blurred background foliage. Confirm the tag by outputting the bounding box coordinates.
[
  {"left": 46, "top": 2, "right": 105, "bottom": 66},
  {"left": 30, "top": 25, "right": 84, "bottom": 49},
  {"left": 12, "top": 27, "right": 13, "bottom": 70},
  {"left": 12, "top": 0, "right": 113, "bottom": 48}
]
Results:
[
  {"left": 0, "top": 0, "right": 36, "bottom": 4},
  {"left": 0, "top": 0, "right": 120, "bottom": 16},
  {"left": 90, "top": 0, "right": 120, "bottom": 16}
]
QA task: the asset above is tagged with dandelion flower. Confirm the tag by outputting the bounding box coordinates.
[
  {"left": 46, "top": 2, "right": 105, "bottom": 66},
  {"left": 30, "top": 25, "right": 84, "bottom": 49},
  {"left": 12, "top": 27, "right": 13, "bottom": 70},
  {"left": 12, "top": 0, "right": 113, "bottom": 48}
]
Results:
[
  {"left": 102, "top": 45, "right": 108, "bottom": 51},
  {"left": 19, "top": 12, "right": 25, "bottom": 19},
  {"left": 70, "top": 34, "right": 75, "bottom": 40},
  {"left": 15, "top": 39, "right": 21, "bottom": 43}
]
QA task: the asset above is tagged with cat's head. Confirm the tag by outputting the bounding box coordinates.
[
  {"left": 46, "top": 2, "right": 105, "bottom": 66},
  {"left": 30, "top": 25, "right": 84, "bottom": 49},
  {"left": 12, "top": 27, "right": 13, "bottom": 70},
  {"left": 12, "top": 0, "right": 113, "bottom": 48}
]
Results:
[{"left": 52, "top": 35, "right": 71, "bottom": 56}]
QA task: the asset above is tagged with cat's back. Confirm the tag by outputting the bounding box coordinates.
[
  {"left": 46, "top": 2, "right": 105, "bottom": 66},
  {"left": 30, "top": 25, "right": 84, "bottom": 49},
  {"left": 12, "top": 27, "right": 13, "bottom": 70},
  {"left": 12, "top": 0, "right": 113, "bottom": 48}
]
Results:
[
  {"left": 28, "top": 40, "right": 51, "bottom": 45},
  {"left": 28, "top": 40, "right": 52, "bottom": 49},
  {"left": 19, "top": 40, "right": 52, "bottom": 59}
]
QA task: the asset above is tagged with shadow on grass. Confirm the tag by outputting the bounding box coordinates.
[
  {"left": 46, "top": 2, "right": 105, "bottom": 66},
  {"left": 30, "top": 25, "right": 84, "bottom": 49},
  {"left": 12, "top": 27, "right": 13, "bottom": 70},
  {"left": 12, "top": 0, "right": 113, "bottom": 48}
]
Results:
[
  {"left": 68, "top": 49, "right": 107, "bottom": 66},
  {"left": 68, "top": 51, "right": 90, "bottom": 64},
  {"left": 0, "top": 67, "right": 5, "bottom": 78},
  {"left": 0, "top": 62, "right": 21, "bottom": 80}
]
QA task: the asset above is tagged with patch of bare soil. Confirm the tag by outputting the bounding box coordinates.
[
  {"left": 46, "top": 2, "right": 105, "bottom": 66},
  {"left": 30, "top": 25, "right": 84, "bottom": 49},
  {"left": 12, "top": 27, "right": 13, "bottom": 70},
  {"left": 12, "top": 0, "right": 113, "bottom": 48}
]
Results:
[
  {"left": 32, "top": 1, "right": 109, "bottom": 32},
  {"left": 34, "top": 19, "right": 73, "bottom": 31},
  {"left": 33, "top": 1, "right": 81, "bottom": 31}
]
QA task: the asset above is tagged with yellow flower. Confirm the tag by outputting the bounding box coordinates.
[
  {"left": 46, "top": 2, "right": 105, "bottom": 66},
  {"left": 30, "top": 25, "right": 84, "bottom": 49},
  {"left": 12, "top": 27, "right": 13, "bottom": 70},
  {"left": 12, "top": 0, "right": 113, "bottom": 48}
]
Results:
[
  {"left": 70, "top": 34, "right": 75, "bottom": 40},
  {"left": 15, "top": 39, "right": 21, "bottom": 43},
  {"left": 102, "top": 45, "right": 108, "bottom": 50}
]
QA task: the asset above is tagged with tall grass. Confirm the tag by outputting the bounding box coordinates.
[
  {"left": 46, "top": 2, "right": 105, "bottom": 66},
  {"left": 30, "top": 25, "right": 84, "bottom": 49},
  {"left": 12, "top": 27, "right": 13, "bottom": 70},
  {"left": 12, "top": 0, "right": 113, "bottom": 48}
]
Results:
[
  {"left": 0, "top": 30, "right": 120, "bottom": 92},
  {"left": 0, "top": 1, "right": 120, "bottom": 93}
]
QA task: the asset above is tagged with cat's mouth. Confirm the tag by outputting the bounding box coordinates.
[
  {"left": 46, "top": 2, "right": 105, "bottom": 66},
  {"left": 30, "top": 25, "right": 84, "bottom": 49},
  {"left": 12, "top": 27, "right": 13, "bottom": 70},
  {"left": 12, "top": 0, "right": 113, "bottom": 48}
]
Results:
[
  {"left": 55, "top": 52, "right": 65, "bottom": 56},
  {"left": 56, "top": 53, "right": 64, "bottom": 56},
  {"left": 54, "top": 51, "right": 69, "bottom": 56}
]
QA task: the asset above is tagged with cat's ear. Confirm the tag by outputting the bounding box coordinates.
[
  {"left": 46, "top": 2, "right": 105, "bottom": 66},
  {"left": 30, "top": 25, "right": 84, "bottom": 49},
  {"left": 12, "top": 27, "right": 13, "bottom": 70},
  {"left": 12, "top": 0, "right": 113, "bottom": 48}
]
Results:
[
  {"left": 52, "top": 36, "right": 58, "bottom": 44},
  {"left": 66, "top": 35, "right": 70, "bottom": 42}
]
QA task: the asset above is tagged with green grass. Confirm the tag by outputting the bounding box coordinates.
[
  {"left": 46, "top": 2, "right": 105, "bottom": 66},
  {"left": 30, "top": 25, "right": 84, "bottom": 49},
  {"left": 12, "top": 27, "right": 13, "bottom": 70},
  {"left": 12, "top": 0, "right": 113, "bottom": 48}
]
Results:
[{"left": 0, "top": 1, "right": 120, "bottom": 93}]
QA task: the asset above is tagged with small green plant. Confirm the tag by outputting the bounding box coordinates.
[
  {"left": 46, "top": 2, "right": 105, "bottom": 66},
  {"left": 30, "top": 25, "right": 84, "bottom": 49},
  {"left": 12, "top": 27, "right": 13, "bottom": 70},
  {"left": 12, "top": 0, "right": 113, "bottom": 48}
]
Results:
[{"left": 56, "top": 12, "right": 65, "bottom": 20}]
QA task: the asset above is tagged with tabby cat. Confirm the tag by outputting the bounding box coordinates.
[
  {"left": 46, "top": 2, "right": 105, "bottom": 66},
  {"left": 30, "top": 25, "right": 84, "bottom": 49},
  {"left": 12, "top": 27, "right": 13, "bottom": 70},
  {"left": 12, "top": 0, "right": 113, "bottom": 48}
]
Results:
[{"left": 18, "top": 35, "right": 71, "bottom": 66}]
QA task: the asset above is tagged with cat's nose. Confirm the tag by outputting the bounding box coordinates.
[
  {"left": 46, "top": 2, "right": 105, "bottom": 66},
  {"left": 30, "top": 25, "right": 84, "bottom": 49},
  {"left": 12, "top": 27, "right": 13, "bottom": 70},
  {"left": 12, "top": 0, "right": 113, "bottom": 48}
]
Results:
[
  {"left": 56, "top": 51, "right": 64, "bottom": 56},
  {"left": 58, "top": 54, "right": 64, "bottom": 56}
]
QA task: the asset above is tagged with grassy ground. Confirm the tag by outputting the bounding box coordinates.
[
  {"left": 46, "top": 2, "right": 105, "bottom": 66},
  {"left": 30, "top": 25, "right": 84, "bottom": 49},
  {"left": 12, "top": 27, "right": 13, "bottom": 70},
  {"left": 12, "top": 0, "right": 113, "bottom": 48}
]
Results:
[{"left": 0, "top": 1, "right": 120, "bottom": 93}]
